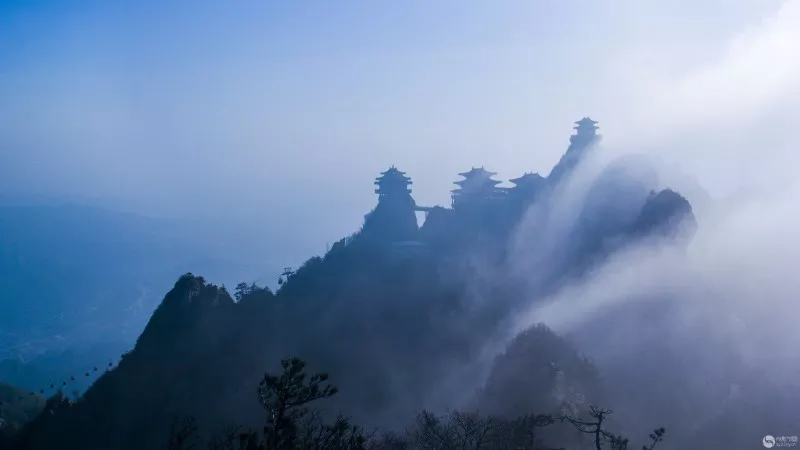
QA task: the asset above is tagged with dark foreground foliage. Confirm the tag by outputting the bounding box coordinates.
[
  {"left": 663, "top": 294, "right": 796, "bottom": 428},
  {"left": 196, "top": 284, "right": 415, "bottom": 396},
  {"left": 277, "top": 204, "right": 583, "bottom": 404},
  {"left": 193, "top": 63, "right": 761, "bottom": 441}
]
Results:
[
  {"left": 0, "top": 383, "right": 45, "bottom": 446},
  {"left": 165, "top": 357, "right": 664, "bottom": 450}
]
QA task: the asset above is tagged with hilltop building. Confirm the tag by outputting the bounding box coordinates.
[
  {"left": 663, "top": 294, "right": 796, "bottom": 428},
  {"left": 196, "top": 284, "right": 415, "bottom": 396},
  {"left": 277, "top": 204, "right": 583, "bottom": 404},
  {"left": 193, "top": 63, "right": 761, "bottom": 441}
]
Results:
[
  {"left": 571, "top": 117, "right": 599, "bottom": 146},
  {"left": 507, "top": 172, "right": 545, "bottom": 198},
  {"left": 451, "top": 167, "right": 505, "bottom": 209},
  {"left": 360, "top": 166, "right": 420, "bottom": 243},
  {"left": 374, "top": 166, "right": 412, "bottom": 201},
  {"left": 361, "top": 118, "right": 605, "bottom": 246},
  {"left": 548, "top": 117, "right": 601, "bottom": 185}
]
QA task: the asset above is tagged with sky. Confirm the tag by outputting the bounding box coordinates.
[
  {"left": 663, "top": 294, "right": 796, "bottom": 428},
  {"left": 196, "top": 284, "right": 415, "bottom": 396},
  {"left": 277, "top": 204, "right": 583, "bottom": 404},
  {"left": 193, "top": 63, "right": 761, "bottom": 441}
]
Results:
[{"left": 1, "top": 0, "right": 798, "bottom": 263}]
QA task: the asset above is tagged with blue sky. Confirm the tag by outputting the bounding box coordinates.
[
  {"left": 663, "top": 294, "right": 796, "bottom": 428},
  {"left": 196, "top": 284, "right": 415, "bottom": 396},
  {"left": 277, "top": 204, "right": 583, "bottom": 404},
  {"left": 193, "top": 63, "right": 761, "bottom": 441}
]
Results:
[{"left": 1, "top": 0, "right": 798, "bottom": 261}]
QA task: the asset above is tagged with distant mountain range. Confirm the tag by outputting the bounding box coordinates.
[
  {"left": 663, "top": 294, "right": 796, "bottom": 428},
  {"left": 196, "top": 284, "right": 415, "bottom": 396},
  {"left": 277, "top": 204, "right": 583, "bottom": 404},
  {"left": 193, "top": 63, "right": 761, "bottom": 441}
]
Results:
[{"left": 0, "top": 202, "right": 279, "bottom": 390}]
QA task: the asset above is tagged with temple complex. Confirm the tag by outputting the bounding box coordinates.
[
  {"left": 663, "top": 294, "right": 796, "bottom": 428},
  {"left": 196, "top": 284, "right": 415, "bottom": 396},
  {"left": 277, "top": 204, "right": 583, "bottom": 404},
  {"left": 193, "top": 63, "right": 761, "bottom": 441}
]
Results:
[
  {"left": 359, "top": 118, "right": 602, "bottom": 245},
  {"left": 451, "top": 167, "right": 504, "bottom": 209}
]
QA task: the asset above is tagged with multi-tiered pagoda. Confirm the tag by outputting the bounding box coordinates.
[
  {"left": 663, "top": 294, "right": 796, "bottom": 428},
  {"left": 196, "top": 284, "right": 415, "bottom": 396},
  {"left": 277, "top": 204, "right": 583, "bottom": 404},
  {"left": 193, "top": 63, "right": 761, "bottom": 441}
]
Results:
[
  {"left": 570, "top": 117, "right": 600, "bottom": 147},
  {"left": 374, "top": 166, "right": 412, "bottom": 200},
  {"left": 451, "top": 167, "right": 504, "bottom": 209},
  {"left": 361, "top": 166, "right": 419, "bottom": 243},
  {"left": 547, "top": 117, "right": 601, "bottom": 185}
]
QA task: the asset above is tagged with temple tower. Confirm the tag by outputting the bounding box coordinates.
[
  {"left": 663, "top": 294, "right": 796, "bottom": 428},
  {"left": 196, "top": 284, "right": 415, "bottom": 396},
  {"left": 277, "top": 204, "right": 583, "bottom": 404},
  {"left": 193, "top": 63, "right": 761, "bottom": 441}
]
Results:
[
  {"left": 570, "top": 117, "right": 600, "bottom": 148},
  {"left": 374, "top": 166, "right": 412, "bottom": 201},
  {"left": 547, "top": 117, "right": 601, "bottom": 185},
  {"left": 451, "top": 167, "right": 504, "bottom": 209},
  {"left": 361, "top": 166, "right": 419, "bottom": 242}
]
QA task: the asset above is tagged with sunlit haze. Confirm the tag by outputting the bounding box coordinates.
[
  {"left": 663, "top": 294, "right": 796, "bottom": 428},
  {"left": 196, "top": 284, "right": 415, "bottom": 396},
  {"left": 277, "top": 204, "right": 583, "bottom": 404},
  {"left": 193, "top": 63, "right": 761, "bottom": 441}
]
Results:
[{"left": 2, "top": 0, "right": 798, "bottom": 263}]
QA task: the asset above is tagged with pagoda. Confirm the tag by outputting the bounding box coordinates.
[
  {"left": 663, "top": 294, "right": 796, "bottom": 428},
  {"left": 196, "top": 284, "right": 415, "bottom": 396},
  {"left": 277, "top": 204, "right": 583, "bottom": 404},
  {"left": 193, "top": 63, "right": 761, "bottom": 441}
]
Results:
[
  {"left": 569, "top": 117, "right": 600, "bottom": 147},
  {"left": 361, "top": 166, "right": 419, "bottom": 243},
  {"left": 509, "top": 172, "right": 545, "bottom": 191},
  {"left": 507, "top": 171, "right": 546, "bottom": 209},
  {"left": 547, "top": 117, "right": 601, "bottom": 185},
  {"left": 374, "top": 166, "right": 412, "bottom": 200},
  {"left": 451, "top": 167, "right": 504, "bottom": 209}
]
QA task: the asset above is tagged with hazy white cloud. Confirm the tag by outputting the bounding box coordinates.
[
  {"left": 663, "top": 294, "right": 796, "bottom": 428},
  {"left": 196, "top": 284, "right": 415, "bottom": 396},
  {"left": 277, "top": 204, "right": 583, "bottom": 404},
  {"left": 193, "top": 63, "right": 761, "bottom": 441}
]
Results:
[
  {"left": 1, "top": 0, "right": 798, "bottom": 270},
  {"left": 617, "top": 0, "right": 800, "bottom": 130},
  {"left": 508, "top": 1, "right": 800, "bottom": 422}
]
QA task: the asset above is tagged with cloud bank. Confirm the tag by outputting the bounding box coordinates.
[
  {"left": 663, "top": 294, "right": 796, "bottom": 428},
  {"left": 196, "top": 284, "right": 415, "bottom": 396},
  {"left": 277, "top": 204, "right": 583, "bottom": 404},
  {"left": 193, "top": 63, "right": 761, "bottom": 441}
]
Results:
[{"left": 508, "top": 1, "right": 800, "bottom": 438}]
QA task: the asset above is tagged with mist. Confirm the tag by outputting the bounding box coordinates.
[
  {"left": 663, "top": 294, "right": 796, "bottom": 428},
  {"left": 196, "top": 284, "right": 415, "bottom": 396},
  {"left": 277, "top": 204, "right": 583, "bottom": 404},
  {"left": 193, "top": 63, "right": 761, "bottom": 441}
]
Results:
[
  {"left": 514, "top": 0, "right": 800, "bottom": 362},
  {"left": 504, "top": 0, "right": 800, "bottom": 439},
  {"left": 2, "top": 1, "right": 800, "bottom": 448},
  {"left": 2, "top": 0, "right": 796, "bottom": 249}
]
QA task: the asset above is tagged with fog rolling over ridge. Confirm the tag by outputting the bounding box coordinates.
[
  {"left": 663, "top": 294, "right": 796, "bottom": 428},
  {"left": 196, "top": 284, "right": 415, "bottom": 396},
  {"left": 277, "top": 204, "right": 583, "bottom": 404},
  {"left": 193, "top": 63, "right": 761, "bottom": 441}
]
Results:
[
  {"left": 507, "top": 139, "right": 800, "bottom": 442},
  {"left": 506, "top": 1, "right": 800, "bottom": 435}
]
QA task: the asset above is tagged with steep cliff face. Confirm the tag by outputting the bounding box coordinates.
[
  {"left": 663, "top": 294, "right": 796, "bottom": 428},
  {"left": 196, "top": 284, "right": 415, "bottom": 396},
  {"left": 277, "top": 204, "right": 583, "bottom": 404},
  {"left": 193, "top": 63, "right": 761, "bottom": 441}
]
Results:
[
  {"left": 564, "top": 158, "right": 695, "bottom": 263},
  {"left": 360, "top": 197, "right": 419, "bottom": 243},
  {"left": 631, "top": 189, "right": 695, "bottom": 240},
  {"left": 525, "top": 151, "right": 696, "bottom": 283},
  {"left": 566, "top": 156, "right": 658, "bottom": 261}
]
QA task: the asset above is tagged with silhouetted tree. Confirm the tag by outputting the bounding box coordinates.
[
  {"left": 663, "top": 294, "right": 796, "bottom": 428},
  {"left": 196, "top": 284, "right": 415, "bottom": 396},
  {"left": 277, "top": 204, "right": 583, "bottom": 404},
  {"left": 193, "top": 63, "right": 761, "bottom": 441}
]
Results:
[
  {"left": 167, "top": 416, "right": 200, "bottom": 450},
  {"left": 206, "top": 425, "right": 241, "bottom": 450},
  {"left": 224, "top": 357, "right": 368, "bottom": 450},
  {"left": 560, "top": 407, "right": 665, "bottom": 450}
]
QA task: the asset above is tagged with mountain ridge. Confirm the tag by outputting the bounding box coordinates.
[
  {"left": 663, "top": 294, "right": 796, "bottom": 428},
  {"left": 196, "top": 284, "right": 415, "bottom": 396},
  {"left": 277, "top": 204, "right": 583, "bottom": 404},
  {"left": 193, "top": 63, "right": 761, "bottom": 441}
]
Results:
[{"left": 5, "top": 118, "right": 701, "bottom": 450}]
